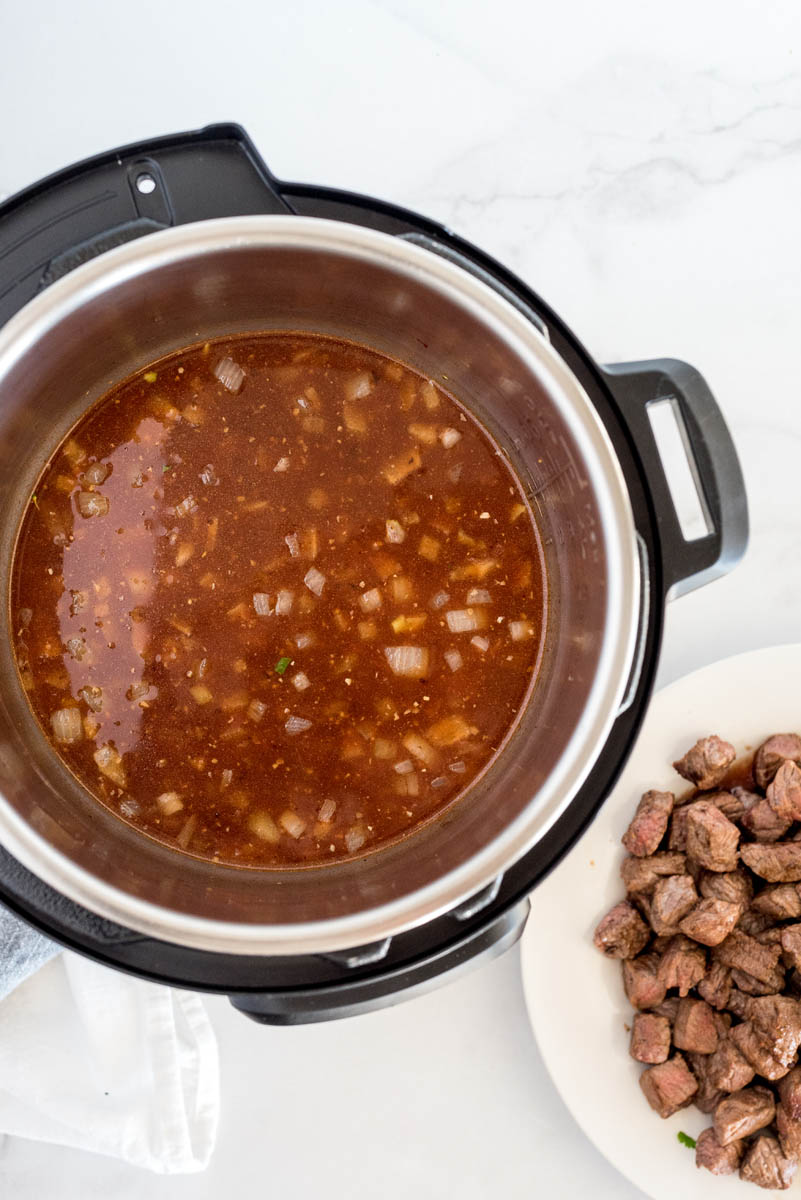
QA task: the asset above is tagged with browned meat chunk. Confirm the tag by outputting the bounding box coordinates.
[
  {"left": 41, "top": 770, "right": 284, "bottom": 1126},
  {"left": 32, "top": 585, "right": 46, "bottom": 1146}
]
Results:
[
  {"left": 728, "top": 987, "right": 750, "bottom": 1018},
  {"left": 630, "top": 1012, "right": 671, "bottom": 1064},
  {"left": 714, "top": 1085, "right": 776, "bottom": 1145},
  {"left": 754, "top": 733, "right": 801, "bottom": 790},
  {"left": 658, "top": 935, "right": 707, "bottom": 996},
  {"left": 695, "top": 1126, "right": 743, "bottom": 1175},
  {"left": 593, "top": 901, "right": 650, "bottom": 959},
  {"left": 731, "top": 964, "right": 786, "bottom": 995},
  {"left": 639, "top": 1053, "right": 698, "bottom": 1118},
  {"left": 686, "top": 801, "right": 740, "bottom": 873},
  {"left": 648, "top": 874, "right": 697, "bottom": 934},
  {"left": 779, "top": 1067, "right": 801, "bottom": 1119},
  {"left": 741, "top": 842, "right": 801, "bottom": 882},
  {"left": 752, "top": 883, "right": 801, "bottom": 920},
  {"left": 739, "top": 1134, "right": 797, "bottom": 1190},
  {"left": 622, "top": 790, "right": 674, "bottom": 857},
  {"left": 748, "top": 995, "right": 801, "bottom": 1067},
  {"left": 679, "top": 898, "right": 741, "bottom": 946},
  {"left": 731, "top": 1022, "right": 794, "bottom": 1081},
  {"left": 651, "top": 996, "right": 680, "bottom": 1023},
  {"left": 714, "top": 930, "right": 782, "bottom": 985},
  {"left": 737, "top": 907, "right": 777, "bottom": 937},
  {"left": 674, "top": 735, "right": 736, "bottom": 790},
  {"left": 700, "top": 867, "right": 753, "bottom": 908},
  {"left": 768, "top": 759, "right": 801, "bottom": 823},
  {"left": 782, "top": 924, "right": 801, "bottom": 971},
  {"left": 707, "top": 1037, "right": 755, "bottom": 1092},
  {"left": 668, "top": 805, "right": 690, "bottom": 852},
  {"left": 777, "top": 1103, "right": 801, "bottom": 1162},
  {"left": 620, "top": 852, "right": 687, "bottom": 895},
  {"left": 741, "top": 797, "right": 793, "bottom": 842},
  {"left": 688, "top": 1052, "right": 725, "bottom": 1113},
  {"left": 673, "top": 997, "right": 719, "bottom": 1054},
  {"left": 621, "top": 954, "right": 666, "bottom": 1010},
  {"left": 698, "top": 962, "right": 733, "bottom": 1010}
]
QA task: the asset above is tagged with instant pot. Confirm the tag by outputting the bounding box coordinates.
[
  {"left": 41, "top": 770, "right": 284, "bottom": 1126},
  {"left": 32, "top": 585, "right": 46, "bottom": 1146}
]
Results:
[{"left": 0, "top": 123, "right": 747, "bottom": 1022}]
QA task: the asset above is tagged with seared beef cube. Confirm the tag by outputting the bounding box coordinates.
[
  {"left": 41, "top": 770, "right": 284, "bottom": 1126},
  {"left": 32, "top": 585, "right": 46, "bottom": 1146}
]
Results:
[
  {"left": 754, "top": 733, "right": 801, "bottom": 790},
  {"left": 658, "top": 935, "right": 707, "bottom": 996},
  {"left": 696, "top": 1126, "right": 742, "bottom": 1175},
  {"left": 782, "top": 925, "right": 801, "bottom": 972},
  {"left": 777, "top": 1103, "right": 801, "bottom": 1162},
  {"left": 731, "top": 1021, "right": 794, "bottom": 1080},
  {"left": 679, "top": 898, "right": 741, "bottom": 946},
  {"left": 621, "top": 852, "right": 687, "bottom": 895},
  {"left": 728, "top": 987, "right": 750, "bottom": 1018},
  {"left": 742, "top": 797, "right": 793, "bottom": 842},
  {"left": 738, "top": 908, "right": 777, "bottom": 937},
  {"left": 768, "top": 760, "right": 801, "bottom": 823},
  {"left": 622, "top": 953, "right": 667, "bottom": 1010},
  {"left": 668, "top": 805, "right": 690, "bottom": 852},
  {"left": 779, "top": 1067, "right": 801, "bottom": 1119},
  {"left": 674, "top": 735, "right": 736, "bottom": 790},
  {"left": 674, "top": 997, "right": 719, "bottom": 1054},
  {"left": 707, "top": 1038, "right": 755, "bottom": 1092},
  {"left": 707, "top": 790, "right": 747, "bottom": 822},
  {"left": 593, "top": 901, "right": 650, "bottom": 958},
  {"left": 651, "top": 996, "right": 680, "bottom": 1023},
  {"left": 714, "top": 1085, "right": 776, "bottom": 1145},
  {"left": 713, "top": 929, "right": 782, "bottom": 985},
  {"left": 741, "top": 842, "right": 801, "bottom": 882},
  {"left": 700, "top": 867, "right": 753, "bottom": 908},
  {"left": 758, "top": 926, "right": 785, "bottom": 948},
  {"left": 753, "top": 883, "right": 801, "bottom": 920},
  {"left": 698, "top": 962, "right": 733, "bottom": 1010},
  {"left": 731, "top": 965, "right": 786, "bottom": 995},
  {"left": 639, "top": 1052, "right": 698, "bottom": 1118},
  {"left": 686, "top": 802, "right": 739, "bottom": 873},
  {"left": 630, "top": 1012, "right": 671, "bottom": 1064},
  {"left": 740, "top": 1134, "right": 797, "bottom": 1190},
  {"left": 649, "top": 874, "right": 697, "bottom": 934},
  {"left": 622, "top": 790, "right": 674, "bottom": 857},
  {"left": 688, "top": 1052, "right": 726, "bottom": 1113},
  {"left": 747, "top": 995, "right": 801, "bottom": 1067}
]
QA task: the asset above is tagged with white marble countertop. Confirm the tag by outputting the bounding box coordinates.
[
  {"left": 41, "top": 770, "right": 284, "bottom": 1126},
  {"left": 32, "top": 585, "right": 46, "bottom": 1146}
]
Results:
[{"left": 2, "top": 1, "right": 800, "bottom": 1195}]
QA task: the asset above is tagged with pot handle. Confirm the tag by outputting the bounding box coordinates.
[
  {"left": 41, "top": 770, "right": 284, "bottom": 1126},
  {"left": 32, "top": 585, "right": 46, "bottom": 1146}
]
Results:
[
  {"left": 0, "top": 123, "right": 293, "bottom": 328},
  {"left": 602, "top": 358, "right": 748, "bottom": 599},
  {"left": 227, "top": 899, "right": 529, "bottom": 1025}
]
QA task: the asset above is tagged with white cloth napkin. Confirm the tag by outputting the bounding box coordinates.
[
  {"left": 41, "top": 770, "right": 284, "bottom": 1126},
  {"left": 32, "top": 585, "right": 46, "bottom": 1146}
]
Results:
[{"left": 0, "top": 914, "right": 220, "bottom": 1173}]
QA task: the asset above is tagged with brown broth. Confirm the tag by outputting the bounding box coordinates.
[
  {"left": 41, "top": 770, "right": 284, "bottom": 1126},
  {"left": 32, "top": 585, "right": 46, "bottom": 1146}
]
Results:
[{"left": 10, "top": 333, "right": 547, "bottom": 867}]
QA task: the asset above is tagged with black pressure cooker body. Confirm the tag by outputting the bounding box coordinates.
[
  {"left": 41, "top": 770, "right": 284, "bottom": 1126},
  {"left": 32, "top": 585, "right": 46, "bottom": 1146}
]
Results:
[{"left": 0, "top": 124, "right": 747, "bottom": 1022}]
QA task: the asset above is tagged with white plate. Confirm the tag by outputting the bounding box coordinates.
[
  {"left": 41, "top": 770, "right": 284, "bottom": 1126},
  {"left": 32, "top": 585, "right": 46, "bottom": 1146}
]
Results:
[{"left": 521, "top": 644, "right": 801, "bottom": 1199}]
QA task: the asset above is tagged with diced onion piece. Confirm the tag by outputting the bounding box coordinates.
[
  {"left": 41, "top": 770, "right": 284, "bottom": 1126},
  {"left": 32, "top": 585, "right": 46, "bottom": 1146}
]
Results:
[
  {"left": 279, "top": 810, "right": 306, "bottom": 839},
  {"left": 285, "top": 532, "right": 300, "bottom": 557},
  {"left": 394, "top": 759, "right": 414, "bottom": 774},
  {"left": 81, "top": 461, "right": 110, "bottom": 485},
  {"left": 373, "top": 738, "right": 396, "bottom": 760},
  {"left": 431, "top": 776, "right": 449, "bottom": 789},
  {"left": 430, "top": 590, "right": 450, "bottom": 609},
  {"left": 275, "top": 589, "right": 294, "bottom": 616},
  {"left": 174, "top": 495, "right": 197, "bottom": 518},
  {"left": 509, "top": 619, "right": 535, "bottom": 641},
  {"left": 247, "top": 698, "right": 267, "bottom": 722},
  {"left": 383, "top": 645, "right": 429, "bottom": 678},
  {"left": 292, "top": 671, "right": 311, "bottom": 691},
  {"left": 157, "top": 791, "right": 184, "bottom": 816},
  {"left": 344, "top": 372, "right": 373, "bottom": 401},
  {"left": 77, "top": 491, "right": 109, "bottom": 518},
  {"left": 402, "top": 731, "right": 438, "bottom": 768},
  {"left": 285, "top": 715, "right": 312, "bottom": 735},
  {"left": 318, "top": 798, "right": 337, "bottom": 823},
  {"left": 253, "top": 592, "right": 273, "bottom": 616},
  {"left": 440, "top": 427, "right": 461, "bottom": 448},
  {"left": 446, "top": 608, "right": 482, "bottom": 633},
  {"left": 359, "top": 587, "right": 382, "bottom": 613},
  {"left": 394, "top": 774, "right": 419, "bottom": 797},
  {"left": 428, "top": 715, "right": 471, "bottom": 747},
  {"left": 94, "top": 744, "right": 126, "bottom": 787},
  {"left": 50, "top": 706, "right": 83, "bottom": 743},
  {"left": 190, "top": 684, "right": 213, "bottom": 705},
  {"left": 383, "top": 446, "right": 422, "bottom": 486},
  {"left": 449, "top": 760, "right": 466, "bottom": 774},
  {"left": 295, "top": 632, "right": 313, "bottom": 649},
  {"left": 343, "top": 401, "right": 368, "bottom": 433},
  {"left": 358, "top": 620, "right": 377, "bottom": 641},
  {"left": 408, "top": 422, "right": 438, "bottom": 445},
  {"left": 78, "top": 685, "right": 103, "bottom": 712},
  {"left": 273, "top": 457, "right": 290, "bottom": 473},
  {"left": 220, "top": 768, "right": 233, "bottom": 790},
  {"left": 418, "top": 534, "right": 440, "bottom": 562},
  {"left": 391, "top": 614, "right": 427, "bottom": 634},
  {"left": 248, "top": 812, "right": 280, "bottom": 843},
  {"left": 214, "top": 356, "right": 245, "bottom": 393},
  {"left": 176, "top": 815, "right": 197, "bottom": 849},
  {"left": 444, "top": 649, "right": 463, "bottom": 672},
  {"left": 421, "top": 381, "right": 440, "bottom": 410},
  {"left": 470, "top": 635, "right": 490, "bottom": 652},
  {"left": 385, "top": 519, "right": 405, "bottom": 544},
  {"left": 450, "top": 557, "right": 498, "bottom": 582},
  {"left": 390, "top": 576, "right": 413, "bottom": 604},
  {"left": 345, "top": 826, "right": 366, "bottom": 853},
  {"left": 304, "top": 567, "right": 325, "bottom": 596},
  {"left": 200, "top": 464, "right": 218, "bottom": 486},
  {"left": 466, "top": 587, "right": 491, "bottom": 605},
  {"left": 447, "top": 463, "right": 463, "bottom": 484}
]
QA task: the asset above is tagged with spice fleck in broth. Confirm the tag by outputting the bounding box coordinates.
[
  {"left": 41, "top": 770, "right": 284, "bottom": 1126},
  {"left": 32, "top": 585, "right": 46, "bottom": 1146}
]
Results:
[{"left": 10, "top": 334, "right": 547, "bottom": 867}]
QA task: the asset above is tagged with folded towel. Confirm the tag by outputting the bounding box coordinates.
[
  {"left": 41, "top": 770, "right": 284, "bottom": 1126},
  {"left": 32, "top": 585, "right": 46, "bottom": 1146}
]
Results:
[{"left": 0, "top": 907, "right": 219, "bottom": 1172}]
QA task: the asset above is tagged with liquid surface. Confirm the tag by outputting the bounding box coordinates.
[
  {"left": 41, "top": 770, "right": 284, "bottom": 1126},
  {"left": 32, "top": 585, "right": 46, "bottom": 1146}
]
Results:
[{"left": 10, "top": 334, "right": 546, "bottom": 867}]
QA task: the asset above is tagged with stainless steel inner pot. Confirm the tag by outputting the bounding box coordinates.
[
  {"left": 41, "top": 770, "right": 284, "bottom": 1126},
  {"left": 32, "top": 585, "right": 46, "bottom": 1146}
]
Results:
[{"left": 0, "top": 217, "right": 639, "bottom": 954}]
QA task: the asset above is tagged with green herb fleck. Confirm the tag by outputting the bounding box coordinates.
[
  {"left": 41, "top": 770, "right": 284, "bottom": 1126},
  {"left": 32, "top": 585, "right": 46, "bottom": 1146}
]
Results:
[
  {"left": 162, "top": 464, "right": 173, "bottom": 473},
  {"left": 144, "top": 371, "right": 157, "bottom": 383},
  {"left": 275, "top": 656, "right": 292, "bottom": 676},
  {"left": 31, "top": 493, "right": 39, "bottom": 509},
  {"left": 677, "top": 1132, "right": 696, "bottom": 1150}
]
